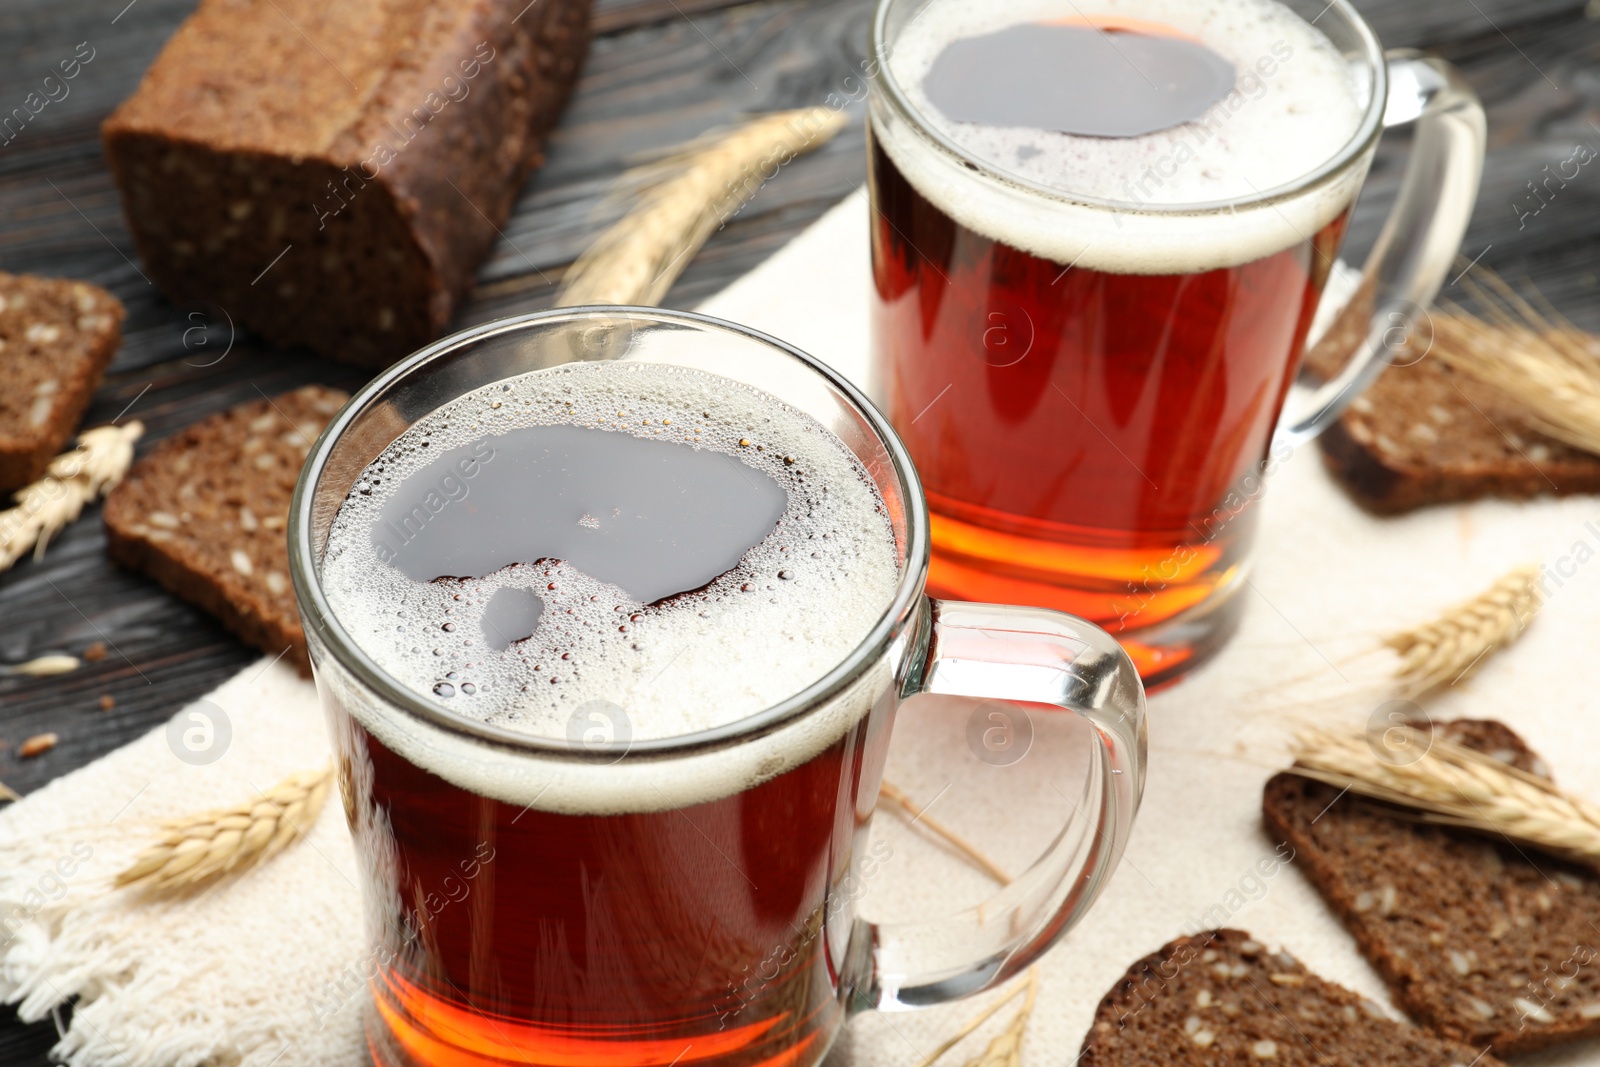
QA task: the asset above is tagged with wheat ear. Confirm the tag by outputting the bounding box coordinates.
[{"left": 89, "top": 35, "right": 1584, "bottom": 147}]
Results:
[
  {"left": 1430, "top": 267, "right": 1600, "bottom": 456},
  {"left": 1292, "top": 726, "right": 1600, "bottom": 863},
  {"left": 0, "top": 421, "right": 143, "bottom": 572},
  {"left": 555, "top": 108, "right": 847, "bottom": 307},
  {"left": 915, "top": 969, "right": 1039, "bottom": 1067},
  {"left": 114, "top": 765, "right": 332, "bottom": 891},
  {"left": 1384, "top": 564, "right": 1541, "bottom": 698}
]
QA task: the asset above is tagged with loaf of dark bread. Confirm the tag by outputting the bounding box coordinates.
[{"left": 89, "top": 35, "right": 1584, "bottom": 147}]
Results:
[
  {"left": 103, "top": 386, "right": 349, "bottom": 674},
  {"left": 1079, "top": 928, "right": 1503, "bottom": 1065},
  {"left": 102, "top": 0, "right": 591, "bottom": 368},
  {"left": 1264, "top": 719, "right": 1600, "bottom": 1054},
  {"left": 0, "top": 273, "right": 123, "bottom": 492}
]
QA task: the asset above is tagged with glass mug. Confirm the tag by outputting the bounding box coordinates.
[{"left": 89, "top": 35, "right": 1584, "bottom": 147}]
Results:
[
  {"left": 289, "top": 308, "right": 1147, "bottom": 1067},
  {"left": 868, "top": 0, "right": 1486, "bottom": 687}
]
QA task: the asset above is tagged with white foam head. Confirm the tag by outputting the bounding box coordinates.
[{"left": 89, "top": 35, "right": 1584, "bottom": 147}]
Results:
[
  {"left": 319, "top": 361, "right": 903, "bottom": 813},
  {"left": 876, "top": 0, "right": 1375, "bottom": 274}
]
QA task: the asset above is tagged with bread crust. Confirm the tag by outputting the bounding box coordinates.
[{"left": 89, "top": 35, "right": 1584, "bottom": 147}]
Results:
[
  {"left": 1263, "top": 720, "right": 1600, "bottom": 1054},
  {"left": 0, "top": 273, "right": 124, "bottom": 492},
  {"left": 1079, "top": 927, "right": 1505, "bottom": 1065},
  {"left": 102, "top": 386, "right": 350, "bottom": 674},
  {"left": 1301, "top": 291, "right": 1600, "bottom": 513}
]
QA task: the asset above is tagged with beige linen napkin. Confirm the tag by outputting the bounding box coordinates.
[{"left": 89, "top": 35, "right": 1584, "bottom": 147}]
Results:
[{"left": 4, "top": 190, "right": 1599, "bottom": 1065}]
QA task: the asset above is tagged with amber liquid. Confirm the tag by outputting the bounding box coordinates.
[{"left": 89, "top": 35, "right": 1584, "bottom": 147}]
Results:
[
  {"left": 869, "top": 134, "right": 1347, "bottom": 686},
  {"left": 328, "top": 690, "right": 893, "bottom": 1067}
]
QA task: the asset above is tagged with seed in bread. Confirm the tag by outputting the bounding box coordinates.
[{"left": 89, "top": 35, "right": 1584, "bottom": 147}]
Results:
[
  {"left": 1079, "top": 928, "right": 1505, "bottom": 1065},
  {"left": 101, "top": 0, "right": 592, "bottom": 368},
  {"left": 102, "top": 386, "right": 348, "bottom": 674},
  {"left": 1263, "top": 719, "right": 1600, "bottom": 1055},
  {"left": 0, "top": 272, "right": 123, "bottom": 492}
]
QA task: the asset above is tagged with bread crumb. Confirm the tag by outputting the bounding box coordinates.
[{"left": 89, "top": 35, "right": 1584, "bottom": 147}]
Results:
[
  {"left": 98, "top": 694, "right": 116, "bottom": 711},
  {"left": 83, "top": 641, "right": 108, "bottom": 662}
]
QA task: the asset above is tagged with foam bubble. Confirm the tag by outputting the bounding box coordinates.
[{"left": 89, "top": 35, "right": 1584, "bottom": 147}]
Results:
[
  {"left": 321, "top": 361, "right": 901, "bottom": 747},
  {"left": 877, "top": 0, "right": 1372, "bottom": 274}
]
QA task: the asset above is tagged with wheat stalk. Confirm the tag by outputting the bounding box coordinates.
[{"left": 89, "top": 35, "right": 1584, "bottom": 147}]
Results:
[
  {"left": 555, "top": 108, "right": 847, "bottom": 307},
  {"left": 1384, "top": 564, "right": 1541, "bottom": 698},
  {"left": 0, "top": 421, "right": 143, "bottom": 572},
  {"left": 915, "top": 969, "right": 1039, "bottom": 1067},
  {"left": 880, "top": 785, "right": 1037, "bottom": 1067},
  {"left": 1292, "top": 725, "right": 1600, "bottom": 863},
  {"left": 114, "top": 765, "right": 332, "bottom": 892},
  {"left": 880, "top": 780, "right": 1013, "bottom": 886},
  {"left": 1430, "top": 267, "right": 1600, "bottom": 457}
]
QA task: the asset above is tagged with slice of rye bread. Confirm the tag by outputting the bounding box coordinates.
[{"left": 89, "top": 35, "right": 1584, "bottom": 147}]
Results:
[
  {"left": 1302, "top": 290, "right": 1600, "bottom": 513},
  {"left": 101, "top": 0, "right": 591, "bottom": 368},
  {"left": 102, "top": 386, "right": 348, "bottom": 674},
  {"left": 1078, "top": 928, "right": 1504, "bottom": 1065},
  {"left": 1264, "top": 719, "right": 1600, "bottom": 1054},
  {"left": 0, "top": 273, "right": 123, "bottom": 492}
]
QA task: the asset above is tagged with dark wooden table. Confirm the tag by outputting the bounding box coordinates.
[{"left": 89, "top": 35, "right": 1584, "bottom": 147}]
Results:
[{"left": 3, "top": 0, "right": 1600, "bottom": 1060}]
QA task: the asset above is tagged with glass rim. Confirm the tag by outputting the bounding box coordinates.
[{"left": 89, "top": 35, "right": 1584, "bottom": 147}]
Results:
[
  {"left": 867, "top": 0, "right": 1388, "bottom": 218},
  {"left": 288, "top": 305, "right": 931, "bottom": 761}
]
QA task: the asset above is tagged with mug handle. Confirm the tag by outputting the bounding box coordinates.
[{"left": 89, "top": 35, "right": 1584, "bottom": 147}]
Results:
[
  {"left": 843, "top": 599, "right": 1147, "bottom": 1011},
  {"left": 1275, "top": 51, "right": 1486, "bottom": 447}
]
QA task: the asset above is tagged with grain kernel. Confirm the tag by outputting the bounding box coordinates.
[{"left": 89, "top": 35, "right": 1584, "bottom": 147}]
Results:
[
  {"left": 1513, "top": 997, "right": 1555, "bottom": 1024},
  {"left": 1407, "top": 423, "right": 1438, "bottom": 445},
  {"left": 20, "top": 732, "right": 59, "bottom": 758}
]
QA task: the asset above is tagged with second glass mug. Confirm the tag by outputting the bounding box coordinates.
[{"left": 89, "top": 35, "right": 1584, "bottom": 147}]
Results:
[
  {"left": 868, "top": 0, "right": 1487, "bottom": 687},
  {"left": 289, "top": 308, "right": 1147, "bottom": 1067}
]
